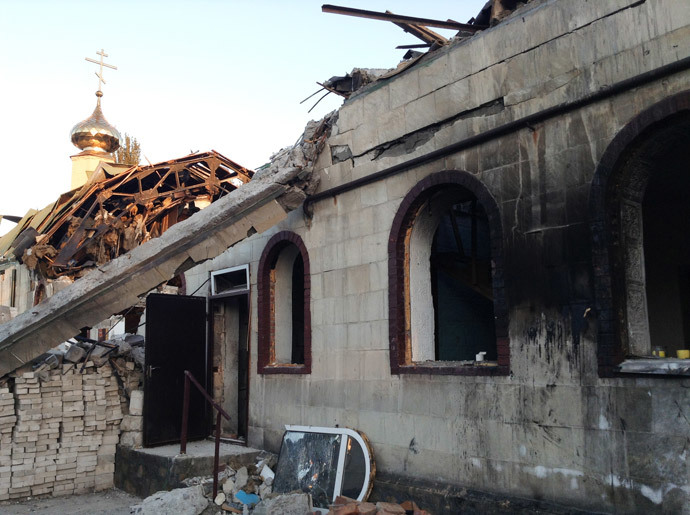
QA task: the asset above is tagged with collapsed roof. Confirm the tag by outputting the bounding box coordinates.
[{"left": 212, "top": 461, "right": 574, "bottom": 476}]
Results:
[
  {"left": 307, "top": 1, "right": 533, "bottom": 105},
  {"left": 0, "top": 151, "right": 253, "bottom": 281},
  {"left": 0, "top": 115, "right": 334, "bottom": 377}
]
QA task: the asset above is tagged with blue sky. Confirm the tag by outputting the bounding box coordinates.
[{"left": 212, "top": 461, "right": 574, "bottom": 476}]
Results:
[{"left": 0, "top": 0, "right": 487, "bottom": 233}]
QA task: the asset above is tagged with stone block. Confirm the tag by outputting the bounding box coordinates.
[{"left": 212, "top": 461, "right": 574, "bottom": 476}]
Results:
[
  {"left": 390, "top": 69, "right": 419, "bottom": 110},
  {"left": 404, "top": 93, "right": 437, "bottom": 134},
  {"left": 337, "top": 101, "right": 363, "bottom": 133},
  {"left": 129, "top": 390, "right": 143, "bottom": 416},
  {"left": 651, "top": 386, "right": 690, "bottom": 436},
  {"left": 359, "top": 380, "right": 397, "bottom": 414},
  {"left": 63, "top": 345, "right": 86, "bottom": 363},
  {"left": 419, "top": 53, "right": 450, "bottom": 96},
  {"left": 120, "top": 415, "right": 143, "bottom": 432},
  {"left": 253, "top": 493, "right": 312, "bottom": 515},
  {"left": 119, "top": 431, "right": 143, "bottom": 448},
  {"left": 344, "top": 265, "right": 370, "bottom": 296},
  {"left": 376, "top": 106, "right": 406, "bottom": 145},
  {"left": 322, "top": 269, "right": 345, "bottom": 298},
  {"left": 351, "top": 120, "right": 380, "bottom": 157},
  {"left": 626, "top": 431, "right": 688, "bottom": 484},
  {"left": 360, "top": 181, "right": 388, "bottom": 208}
]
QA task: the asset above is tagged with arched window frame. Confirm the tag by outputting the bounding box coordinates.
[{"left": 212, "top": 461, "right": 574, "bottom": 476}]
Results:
[
  {"left": 257, "top": 231, "right": 312, "bottom": 375},
  {"left": 590, "top": 91, "right": 690, "bottom": 377},
  {"left": 388, "top": 170, "right": 509, "bottom": 375}
]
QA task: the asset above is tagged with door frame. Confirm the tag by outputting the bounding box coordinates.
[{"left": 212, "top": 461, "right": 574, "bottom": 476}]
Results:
[{"left": 209, "top": 264, "right": 251, "bottom": 439}]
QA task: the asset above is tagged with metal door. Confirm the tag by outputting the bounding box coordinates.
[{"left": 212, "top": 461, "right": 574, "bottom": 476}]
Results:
[{"left": 144, "top": 293, "right": 209, "bottom": 446}]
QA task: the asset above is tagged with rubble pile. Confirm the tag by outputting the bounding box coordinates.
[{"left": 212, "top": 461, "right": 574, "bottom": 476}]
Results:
[
  {"left": 327, "top": 497, "right": 431, "bottom": 515},
  {"left": 0, "top": 333, "right": 145, "bottom": 501},
  {"left": 147, "top": 453, "right": 432, "bottom": 515},
  {"left": 178, "top": 453, "right": 278, "bottom": 513},
  {"left": 253, "top": 112, "right": 335, "bottom": 214}
]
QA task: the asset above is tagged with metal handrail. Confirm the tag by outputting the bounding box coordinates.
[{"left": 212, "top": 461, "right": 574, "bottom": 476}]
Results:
[{"left": 180, "top": 369, "right": 231, "bottom": 499}]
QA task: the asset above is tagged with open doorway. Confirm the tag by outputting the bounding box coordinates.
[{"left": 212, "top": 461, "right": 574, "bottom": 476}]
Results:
[{"left": 210, "top": 265, "right": 250, "bottom": 441}]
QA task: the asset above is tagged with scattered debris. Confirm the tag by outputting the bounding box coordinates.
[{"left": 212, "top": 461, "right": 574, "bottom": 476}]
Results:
[
  {"left": 214, "top": 492, "right": 226, "bottom": 506},
  {"left": 168, "top": 442, "right": 429, "bottom": 515},
  {"left": 253, "top": 493, "right": 313, "bottom": 515},
  {"left": 617, "top": 358, "right": 690, "bottom": 376},
  {"left": 234, "top": 489, "right": 260, "bottom": 506},
  {"left": 131, "top": 485, "right": 208, "bottom": 515},
  {"left": 326, "top": 496, "right": 433, "bottom": 514},
  {"left": 320, "top": 69, "right": 389, "bottom": 99}
]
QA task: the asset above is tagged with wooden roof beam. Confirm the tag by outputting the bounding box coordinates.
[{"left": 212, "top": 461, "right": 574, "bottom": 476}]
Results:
[{"left": 321, "top": 4, "right": 487, "bottom": 32}]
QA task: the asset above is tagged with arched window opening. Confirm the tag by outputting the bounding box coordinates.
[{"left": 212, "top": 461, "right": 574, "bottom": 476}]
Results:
[
  {"left": 590, "top": 93, "right": 690, "bottom": 375},
  {"left": 258, "top": 231, "right": 311, "bottom": 374},
  {"left": 389, "top": 170, "right": 508, "bottom": 375},
  {"left": 642, "top": 155, "right": 690, "bottom": 356},
  {"left": 272, "top": 246, "right": 305, "bottom": 365},
  {"left": 430, "top": 198, "right": 496, "bottom": 361}
]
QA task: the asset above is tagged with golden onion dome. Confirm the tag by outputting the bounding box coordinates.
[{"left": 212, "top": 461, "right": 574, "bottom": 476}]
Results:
[{"left": 70, "top": 94, "right": 121, "bottom": 153}]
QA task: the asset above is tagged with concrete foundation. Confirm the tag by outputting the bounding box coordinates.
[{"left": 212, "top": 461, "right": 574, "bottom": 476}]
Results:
[{"left": 114, "top": 441, "right": 261, "bottom": 498}]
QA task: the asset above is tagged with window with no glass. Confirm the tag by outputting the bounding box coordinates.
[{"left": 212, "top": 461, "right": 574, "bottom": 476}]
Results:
[
  {"left": 257, "top": 232, "right": 311, "bottom": 374},
  {"left": 388, "top": 170, "right": 509, "bottom": 375}
]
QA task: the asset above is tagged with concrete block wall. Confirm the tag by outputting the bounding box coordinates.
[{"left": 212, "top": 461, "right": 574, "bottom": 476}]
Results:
[
  {"left": 0, "top": 364, "right": 123, "bottom": 501},
  {"left": 0, "top": 262, "right": 32, "bottom": 316},
  {"left": 184, "top": 0, "right": 690, "bottom": 512}
]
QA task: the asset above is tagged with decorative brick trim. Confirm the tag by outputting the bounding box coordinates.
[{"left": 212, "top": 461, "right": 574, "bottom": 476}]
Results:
[
  {"left": 589, "top": 90, "right": 690, "bottom": 377},
  {"left": 388, "top": 170, "right": 509, "bottom": 376},
  {"left": 257, "top": 231, "right": 312, "bottom": 375}
]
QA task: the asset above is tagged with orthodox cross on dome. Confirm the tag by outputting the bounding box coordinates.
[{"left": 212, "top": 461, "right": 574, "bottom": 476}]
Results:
[{"left": 85, "top": 49, "right": 117, "bottom": 102}]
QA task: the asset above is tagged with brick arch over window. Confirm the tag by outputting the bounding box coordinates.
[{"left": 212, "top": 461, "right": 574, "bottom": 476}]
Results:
[
  {"left": 257, "top": 231, "right": 311, "bottom": 374},
  {"left": 590, "top": 91, "right": 690, "bottom": 377},
  {"left": 388, "top": 170, "right": 509, "bottom": 375}
]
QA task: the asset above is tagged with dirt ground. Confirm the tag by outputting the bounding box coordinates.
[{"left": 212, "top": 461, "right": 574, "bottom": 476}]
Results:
[{"left": 0, "top": 489, "right": 142, "bottom": 514}]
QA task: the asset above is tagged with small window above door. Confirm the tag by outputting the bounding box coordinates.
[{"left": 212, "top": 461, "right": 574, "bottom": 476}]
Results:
[{"left": 211, "top": 264, "right": 249, "bottom": 297}]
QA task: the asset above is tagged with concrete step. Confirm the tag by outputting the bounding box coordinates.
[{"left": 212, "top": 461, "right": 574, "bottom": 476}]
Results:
[{"left": 114, "top": 440, "right": 261, "bottom": 498}]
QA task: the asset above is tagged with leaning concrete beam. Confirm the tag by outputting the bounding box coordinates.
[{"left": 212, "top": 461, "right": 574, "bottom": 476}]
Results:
[{"left": 0, "top": 168, "right": 302, "bottom": 377}]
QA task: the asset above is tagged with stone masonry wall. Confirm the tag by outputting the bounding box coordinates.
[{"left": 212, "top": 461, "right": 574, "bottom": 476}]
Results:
[
  {"left": 184, "top": 1, "right": 690, "bottom": 512},
  {"left": 0, "top": 363, "right": 123, "bottom": 501}
]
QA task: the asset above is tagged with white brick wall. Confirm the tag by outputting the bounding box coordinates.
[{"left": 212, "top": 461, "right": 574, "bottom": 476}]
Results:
[{"left": 0, "top": 364, "right": 123, "bottom": 501}]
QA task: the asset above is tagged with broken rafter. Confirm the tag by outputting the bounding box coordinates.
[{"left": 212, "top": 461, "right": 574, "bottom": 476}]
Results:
[
  {"left": 321, "top": 4, "right": 487, "bottom": 32},
  {"left": 391, "top": 18, "right": 447, "bottom": 47},
  {"left": 395, "top": 44, "right": 431, "bottom": 49},
  {"left": 316, "top": 81, "right": 348, "bottom": 99},
  {"left": 308, "top": 90, "right": 331, "bottom": 113},
  {"left": 300, "top": 87, "right": 326, "bottom": 105},
  {"left": 8, "top": 151, "right": 255, "bottom": 280}
]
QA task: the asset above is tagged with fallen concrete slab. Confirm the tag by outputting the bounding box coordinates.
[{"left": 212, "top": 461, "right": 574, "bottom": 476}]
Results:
[
  {"left": 0, "top": 167, "right": 303, "bottom": 377},
  {"left": 0, "top": 108, "right": 335, "bottom": 377}
]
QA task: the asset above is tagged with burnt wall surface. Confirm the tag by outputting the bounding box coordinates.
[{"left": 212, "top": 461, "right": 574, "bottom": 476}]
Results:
[{"left": 184, "top": 0, "right": 690, "bottom": 513}]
